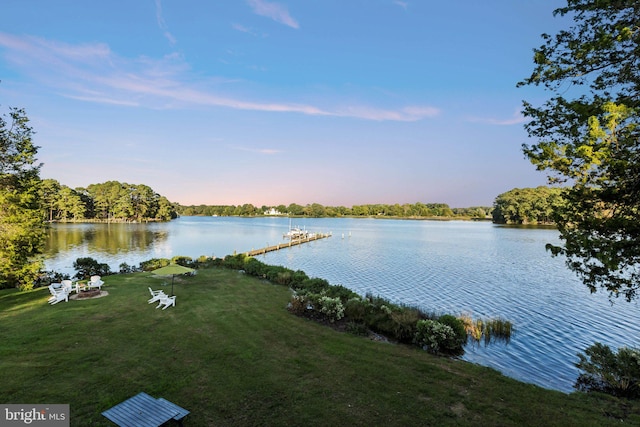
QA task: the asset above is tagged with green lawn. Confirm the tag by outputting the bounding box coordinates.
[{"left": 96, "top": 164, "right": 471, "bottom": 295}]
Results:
[{"left": 1, "top": 268, "right": 638, "bottom": 426}]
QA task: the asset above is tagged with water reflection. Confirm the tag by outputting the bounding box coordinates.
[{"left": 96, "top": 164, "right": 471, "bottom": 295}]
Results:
[{"left": 44, "top": 223, "right": 169, "bottom": 272}]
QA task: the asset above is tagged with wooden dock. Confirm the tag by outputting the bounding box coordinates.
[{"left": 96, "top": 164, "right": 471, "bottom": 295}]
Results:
[{"left": 245, "top": 233, "right": 332, "bottom": 256}]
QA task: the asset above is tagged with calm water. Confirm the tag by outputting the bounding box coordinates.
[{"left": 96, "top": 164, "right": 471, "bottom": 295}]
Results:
[{"left": 44, "top": 216, "right": 640, "bottom": 392}]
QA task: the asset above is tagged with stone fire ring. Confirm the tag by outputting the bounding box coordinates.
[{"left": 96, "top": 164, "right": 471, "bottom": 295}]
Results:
[{"left": 70, "top": 290, "right": 109, "bottom": 300}]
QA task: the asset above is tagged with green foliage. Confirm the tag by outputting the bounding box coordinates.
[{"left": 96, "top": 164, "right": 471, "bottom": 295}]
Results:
[
  {"left": 177, "top": 201, "right": 492, "bottom": 219},
  {"left": 323, "top": 284, "right": 359, "bottom": 302},
  {"left": 389, "top": 309, "right": 422, "bottom": 344},
  {"left": 264, "top": 265, "right": 292, "bottom": 285},
  {"left": 72, "top": 257, "right": 111, "bottom": 279},
  {"left": 519, "top": 0, "right": 640, "bottom": 301},
  {"left": 273, "top": 271, "right": 292, "bottom": 286},
  {"left": 492, "top": 186, "right": 563, "bottom": 224},
  {"left": 0, "top": 106, "right": 45, "bottom": 289},
  {"left": 39, "top": 179, "right": 177, "bottom": 222},
  {"left": 414, "top": 319, "right": 463, "bottom": 355},
  {"left": 221, "top": 254, "right": 247, "bottom": 270},
  {"left": 575, "top": 342, "right": 640, "bottom": 399},
  {"left": 243, "top": 257, "right": 266, "bottom": 277},
  {"left": 138, "top": 258, "right": 171, "bottom": 271},
  {"left": 437, "top": 314, "right": 468, "bottom": 347},
  {"left": 289, "top": 270, "right": 309, "bottom": 288},
  {"left": 344, "top": 297, "right": 369, "bottom": 323},
  {"left": 34, "top": 270, "right": 70, "bottom": 288},
  {"left": 317, "top": 296, "right": 345, "bottom": 322},
  {"left": 171, "top": 255, "right": 194, "bottom": 267},
  {"left": 118, "top": 262, "right": 138, "bottom": 274},
  {"left": 296, "top": 277, "right": 332, "bottom": 294},
  {"left": 287, "top": 294, "right": 309, "bottom": 316}
]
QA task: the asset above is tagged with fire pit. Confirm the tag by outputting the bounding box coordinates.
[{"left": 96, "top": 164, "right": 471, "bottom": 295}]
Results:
[{"left": 77, "top": 289, "right": 101, "bottom": 299}]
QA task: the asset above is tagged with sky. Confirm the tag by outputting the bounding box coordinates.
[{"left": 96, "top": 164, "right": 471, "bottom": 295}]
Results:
[{"left": 0, "top": 0, "right": 569, "bottom": 208}]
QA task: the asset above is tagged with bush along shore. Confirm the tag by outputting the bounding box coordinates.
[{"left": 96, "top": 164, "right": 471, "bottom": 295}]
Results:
[{"left": 215, "top": 253, "right": 512, "bottom": 356}]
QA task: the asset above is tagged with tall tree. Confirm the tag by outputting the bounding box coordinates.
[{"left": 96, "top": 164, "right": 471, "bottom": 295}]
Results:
[
  {"left": 0, "top": 107, "right": 45, "bottom": 289},
  {"left": 57, "top": 186, "right": 85, "bottom": 221},
  {"left": 40, "top": 178, "right": 61, "bottom": 221},
  {"left": 519, "top": 1, "right": 640, "bottom": 301}
]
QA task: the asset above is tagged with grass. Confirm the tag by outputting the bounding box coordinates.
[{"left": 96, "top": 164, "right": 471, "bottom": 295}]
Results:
[{"left": 1, "top": 268, "right": 639, "bottom": 426}]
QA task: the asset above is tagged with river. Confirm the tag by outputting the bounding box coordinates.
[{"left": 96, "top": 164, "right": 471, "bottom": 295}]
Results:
[{"left": 44, "top": 216, "right": 640, "bottom": 392}]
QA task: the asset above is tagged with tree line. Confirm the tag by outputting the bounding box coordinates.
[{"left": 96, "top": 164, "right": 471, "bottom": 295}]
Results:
[
  {"left": 177, "top": 202, "right": 492, "bottom": 219},
  {"left": 491, "top": 186, "right": 564, "bottom": 225},
  {"left": 41, "top": 179, "right": 178, "bottom": 222}
]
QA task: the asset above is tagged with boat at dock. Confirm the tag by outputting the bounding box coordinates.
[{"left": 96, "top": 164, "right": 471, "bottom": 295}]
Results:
[
  {"left": 283, "top": 218, "right": 311, "bottom": 240},
  {"left": 283, "top": 226, "right": 309, "bottom": 240}
]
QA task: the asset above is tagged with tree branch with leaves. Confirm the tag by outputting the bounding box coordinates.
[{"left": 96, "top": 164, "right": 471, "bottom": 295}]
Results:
[
  {"left": 520, "top": 0, "right": 640, "bottom": 301},
  {"left": 0, "top": 107, "right": 45, "bottom": 289}
]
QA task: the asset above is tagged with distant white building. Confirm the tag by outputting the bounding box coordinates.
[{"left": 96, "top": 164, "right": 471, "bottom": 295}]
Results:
[{"left": 264, "top": 208, "right": 282, "bottom": 216}]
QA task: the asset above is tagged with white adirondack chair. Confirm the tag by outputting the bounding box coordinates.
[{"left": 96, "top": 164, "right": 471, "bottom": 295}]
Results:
[
  {"left": 61, "top": 280, "right": 74, "bottom": 294},
  {"left": 48, "top": 283, "right": 62, "bottom": 303},
  {"left": 148, "top": 287, "right": 166, "bottom": 304},
  {"left": 88, "top": 275, "right": 104, "bottom": 290},
  {"left": 49, "top": 285, "right": 69, "bottom": 305},
  {"left": 156, "top": 295, "right": 176, "bottom": 310}
]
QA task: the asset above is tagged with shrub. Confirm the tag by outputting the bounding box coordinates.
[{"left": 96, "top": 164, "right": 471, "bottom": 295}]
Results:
[
  {"left": 318, "top": 296, "right": 345, "bottom": 322},
  {"left": 344, "top": 297, "right": 369, "bottom": 322},
  {"left": 34, "top": 270, "right": 70, "bottom": 288},
  {"left": 575, "top": 342, "right": 640, "bottom": 398},
  {"left": 171, "top": 255, "right": 194, "bottom": 267},
  {"left": 243, "top": 257, "right": 266, "bottom": 277},
  {"left": 289, "top": 270, "right": 309, "bottom": 288},
  {"left": 414, "top": 319, "right": 463, "bottom": 355},
  {"left": 297, "top": 278, "right": 331, "bottom": 294},
  {"left": 390, "top": 309, "right": 422, "bottom": 344},
  {"left": 118, "top": 263, "right": 138, "bottom": 274},
  {"left": 264, "top": 266, "right": 293, "bottom": 284},
  {"left": 365, "top": 308, "right": 397, "bottom": 339},
  {"left": 139, "top": 258, "right": 170, "bottom": 271},
  {"left": 73, "top": 257, "right": 111, "bottom": 279},
  {"left": 325, "top": 284, "right": 360, "bottom": 302},
  {"left": 274, "top": 271, "right": 292, "bottom": 286},
  {"left": 222, "top": 254, "right": 246, "bottom": 270},
  {"left": 287, "top": 294, "right": 311, "bottom": 316},
  {"left": 437, "top": 314, "right": 468, "bottom": 347}
]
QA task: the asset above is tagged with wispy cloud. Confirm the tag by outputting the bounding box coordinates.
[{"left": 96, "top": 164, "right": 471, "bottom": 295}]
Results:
[
  {"left": 247, "top": 0, "right": 299, "bottom": 29},
  {"left": 467, "top": 108, "right": 526, "bottom": 125},
  {"left": 155, "top": 0, "right": 177, "bottom": 45},
  {"left": 231, "top": 23, "right": 266, "bottom": 38},
  {"left": 232, "top": 146, "right": 282, "bottom": 155},
  {"left": 393, "top": 1, "right": 408, "bottom": 10},
  {"left": 0, "top": 32, "right": 438, "bottom": 122}
]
